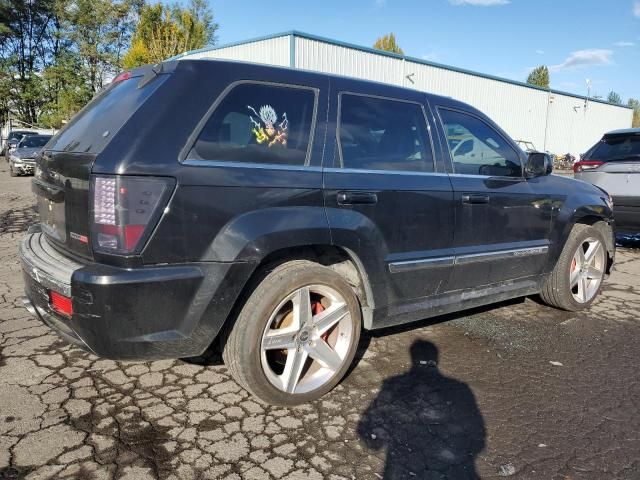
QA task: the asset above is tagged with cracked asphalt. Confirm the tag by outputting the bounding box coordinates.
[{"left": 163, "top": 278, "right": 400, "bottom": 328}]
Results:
[{"left": 1, "top": 162, "right": 639, "bottom": 480}]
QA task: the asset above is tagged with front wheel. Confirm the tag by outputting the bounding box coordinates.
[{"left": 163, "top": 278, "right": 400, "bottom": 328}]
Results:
[
  {"left": 222, "top": 260, "right": 361, "bottom": 405},
  {"left": 540, "top": 223, "right": 608, "bottom": 311}
]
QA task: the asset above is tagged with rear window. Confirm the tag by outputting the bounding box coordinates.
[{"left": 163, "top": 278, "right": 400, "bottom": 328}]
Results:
[
  {"left": 188, "top": 82, "right": 317, "bottom": 166},
  {"left": 46, "top": 74, "right": 168, "bottom": 154},
  {"left": 588, "top": 135, "right": 640, "bottom": 161}
]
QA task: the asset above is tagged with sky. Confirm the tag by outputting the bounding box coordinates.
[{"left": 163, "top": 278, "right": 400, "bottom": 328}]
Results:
[{"left": 206, "top": 0, "right": 640, "bottom": 103}]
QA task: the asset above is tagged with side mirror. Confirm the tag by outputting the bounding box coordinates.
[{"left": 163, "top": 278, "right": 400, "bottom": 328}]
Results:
[{"left": 525, "top": 152, "right": 553, "bottom": 178}]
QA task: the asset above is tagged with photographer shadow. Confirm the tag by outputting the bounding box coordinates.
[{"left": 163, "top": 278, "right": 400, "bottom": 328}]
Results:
[{"left": 357, "top": 339, "right": 485, "bottom": 479}]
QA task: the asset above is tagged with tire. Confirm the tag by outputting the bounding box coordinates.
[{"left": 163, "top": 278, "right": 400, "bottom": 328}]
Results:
[
  {"left": 540, "top": 223, "right": 608, "bottom": 311},
  {"left": 222, "top": 260, "right": 362, "bottom": 406}
]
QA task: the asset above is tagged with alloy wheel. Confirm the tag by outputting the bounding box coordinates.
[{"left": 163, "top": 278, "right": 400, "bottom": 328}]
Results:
[
  {"left": 569, "top": 237, "right": 605, "bottom": 303},
  {"left": 260, "top": 284, "right": 353, "bottom": 394}
]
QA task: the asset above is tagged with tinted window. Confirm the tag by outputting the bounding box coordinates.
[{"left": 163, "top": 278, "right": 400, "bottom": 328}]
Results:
[
  {"left": 189, "top": 83, "right": 316, "bottom": 166},
  {"left": 9, "top": 131, "right": 34, "bottom": 142},
  {"left": 439, "top": 109, "right": 522, "bottom": 177},
  {"left": 20, "top": 135, "right": 51, "bottom": 148},
  {"left": 47, "top": 74, "right": 168, "bottom": 154},
  {"left": 588, "top": 135, "right": 640, "bottom": 161},
  {"left": 338, "top": 94, "right": 433, "bottom": 172}
]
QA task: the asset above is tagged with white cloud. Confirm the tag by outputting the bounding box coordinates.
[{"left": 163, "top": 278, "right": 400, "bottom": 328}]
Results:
[
  {"left": 614, "top": 41, "right": 635, "bottom": 47},
  {"left": 536, "top": 49, "right": 545, "bottom": 55},
  {"left": 549, "top": 49, "right": 613, "bottom": 71},
  {"left": 634, "top": 1, "right": 640, "bottom": 17},
  {"left": 449, "top": 0, "right": 510, "bottom": 5}
]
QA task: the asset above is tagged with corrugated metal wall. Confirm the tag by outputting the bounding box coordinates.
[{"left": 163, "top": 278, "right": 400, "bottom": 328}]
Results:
[
  {"left": 185, "top": 35, "right": 290, "bottom": 67},
  {"left": 182, "top": 34, "right": 633, "bottom": 157}
]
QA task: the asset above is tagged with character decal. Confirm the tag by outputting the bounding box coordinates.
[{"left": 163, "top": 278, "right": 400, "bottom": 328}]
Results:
[{"left": 248, "top": 105, "right": 288, "bottom": 147}]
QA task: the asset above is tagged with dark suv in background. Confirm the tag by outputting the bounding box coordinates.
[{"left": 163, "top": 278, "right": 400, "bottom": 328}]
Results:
[{"left": 20, "top": 60, "right": 615, "bottom": 405}]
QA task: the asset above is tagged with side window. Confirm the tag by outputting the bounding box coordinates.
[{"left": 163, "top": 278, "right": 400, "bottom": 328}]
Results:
[
  {"left": 439, "top": 109, "right": 522, "bottom": 177},
  {"left": 188, "top": 83, "right": 316, "bottom": 166},
  {"left": 338, "top": 94, "right": 434, "bottom": 172}
]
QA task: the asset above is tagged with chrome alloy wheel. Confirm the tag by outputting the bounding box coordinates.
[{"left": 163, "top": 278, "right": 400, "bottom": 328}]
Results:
[
  {"left": 260, "top": 285, "right": 353, "bottom": 394},
  {"left": 570, "top": 237, "right": 605, "bottom": 303}
]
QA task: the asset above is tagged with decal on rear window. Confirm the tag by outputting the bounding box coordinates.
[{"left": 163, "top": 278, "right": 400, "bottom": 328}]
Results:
[{"left": 248, "top": 105, "right": 288, "bottom": 148}]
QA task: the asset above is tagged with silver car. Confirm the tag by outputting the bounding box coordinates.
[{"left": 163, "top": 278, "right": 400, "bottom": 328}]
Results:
[
  {"left": 574, "top": 128, "right": 640, "bottom": 233},
  {"left": 8, "top": 134, "right": 52, "bottom": 176}
]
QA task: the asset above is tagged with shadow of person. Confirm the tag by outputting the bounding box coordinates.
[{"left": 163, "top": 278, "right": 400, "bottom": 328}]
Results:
[{"left": 357, "top": 340, "right": 485, "bottom": 479}]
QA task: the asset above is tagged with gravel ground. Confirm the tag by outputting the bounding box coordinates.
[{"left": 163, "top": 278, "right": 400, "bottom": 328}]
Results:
[{"left": 1, "top": 162, "right": 639, "bottom": 480}]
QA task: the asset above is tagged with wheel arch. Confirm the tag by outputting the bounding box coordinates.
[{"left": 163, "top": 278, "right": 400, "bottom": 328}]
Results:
[{"left": 212, "top": 243, "right": 377, "bottom": 356}]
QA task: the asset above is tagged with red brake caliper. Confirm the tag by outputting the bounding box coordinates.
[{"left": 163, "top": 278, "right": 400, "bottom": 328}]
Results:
[
  {"left": 571, "top": 258, "right": 577, "bottom": 272},
  {"left": 312, "top": 301, "right": 330, "bottom": 341}
]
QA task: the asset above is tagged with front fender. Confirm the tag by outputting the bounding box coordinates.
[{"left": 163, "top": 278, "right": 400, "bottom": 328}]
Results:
[{"left": 547, "top": 194, "right": 614, "bottom": 273}]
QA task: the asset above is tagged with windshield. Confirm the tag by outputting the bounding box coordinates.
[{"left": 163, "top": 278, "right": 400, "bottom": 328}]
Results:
[
  {"left": 20, "top": 135, "right": 51, "bottom": 148},
  {"left": 8, "top": 131, "right": 33, "bottom": 142},
  {"left": 589, "top": 135, "right": 640, "bottom": 161}
]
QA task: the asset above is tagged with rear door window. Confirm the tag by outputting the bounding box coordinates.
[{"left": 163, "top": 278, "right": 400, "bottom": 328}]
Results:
[
  {"left": 188, "top": 83, "right": 317, "bottom": 166},
  {"left": 439, "top": 108, "right": 522, "bottom": 177},
  {"left": 338, "top": 94, "right": 434, "bottom": 172},
  {"left": 588, "top": 135, "right": 640, "bottom": 161}
]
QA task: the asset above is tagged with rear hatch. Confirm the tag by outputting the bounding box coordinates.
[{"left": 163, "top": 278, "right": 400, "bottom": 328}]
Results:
[
  {"left": 34, "top": 66, "right": 170, "bottom": 260},
  {"left": 577, "top": 131, "right": 640, "bottom": 202}
]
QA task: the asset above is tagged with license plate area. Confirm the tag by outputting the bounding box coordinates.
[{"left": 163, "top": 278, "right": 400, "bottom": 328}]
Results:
[{"left": 35, "top": 182, "right": 67, "bottom": 243}]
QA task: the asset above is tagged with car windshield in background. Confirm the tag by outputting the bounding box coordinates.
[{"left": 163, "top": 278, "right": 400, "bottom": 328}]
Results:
[
  {"left": 590, "top": 135, "right": 640, "bottom": 161},
  {"left": 8, "top": 131, "right": 34, "bottom": 142},
  {"left": 20, "top": 135, "right": 51, "bottom": 148}
]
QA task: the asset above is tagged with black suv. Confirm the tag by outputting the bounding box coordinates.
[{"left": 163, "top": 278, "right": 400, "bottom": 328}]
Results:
[{"left": 20, "top": 60, "right": 615, "bottom": 405}]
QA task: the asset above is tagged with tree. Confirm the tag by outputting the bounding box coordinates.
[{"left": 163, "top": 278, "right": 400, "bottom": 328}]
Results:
[
  {"left": 123, "top": 0, "right": 217, "bottom": 68},
  {"left": 607, "top": 91, "right": 622, "bottom": 105},
  {"left": 526, "top": 65, "right": 550, "bottom": 89},
  {"left": 60, "top": 0, "right": 142, "bottom": 94},
  {"left": 0, "top": 0, "right": 60, "bottom": 123},
  {"left": 628, "top": 98, "right": 640, "bottom": 128},
  {"left": 373, "top": 33, "right": 404, "bottom": 55}
]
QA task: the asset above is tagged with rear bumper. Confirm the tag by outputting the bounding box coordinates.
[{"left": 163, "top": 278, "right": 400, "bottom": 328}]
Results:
[
  {"left": 612, "top": 197, "right": 640, "bottom": 233},
  {"left": 20, "top": 227, "right": 253, "bottom": 360}
]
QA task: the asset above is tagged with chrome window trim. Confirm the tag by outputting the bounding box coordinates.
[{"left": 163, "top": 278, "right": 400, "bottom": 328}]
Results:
[
  {"left": 182, "top": 159, "right": 323, "bottom": 172},
  {"left": 180, "top": 80, "right": 320, "bottom": 167},
  {"left": 324, "top": 167, "right": 448, "bottom": 177},
  {"left": 388, "top": 246, "right": 549, "bottom": 273},
  {"left": 336, "top": 91, "right": 437, "bottom": 173}
]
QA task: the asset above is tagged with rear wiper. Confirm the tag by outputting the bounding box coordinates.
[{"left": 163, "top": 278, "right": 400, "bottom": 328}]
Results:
[{"left": 138, "top": 62, "right": 164, "bottom": 89}]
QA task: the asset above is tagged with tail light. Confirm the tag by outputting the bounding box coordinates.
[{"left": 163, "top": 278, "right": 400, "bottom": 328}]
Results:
[
  {"left": 573, "top": 160, "right": 604, "bottom": 173},
  {"left": 91, "top": 175, "right": 174, "bottom": 254},
  {"left": 49, "top": 291, "right": 73, "bottom": 318}
]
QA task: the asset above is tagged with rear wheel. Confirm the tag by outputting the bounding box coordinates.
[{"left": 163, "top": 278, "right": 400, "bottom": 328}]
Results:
[
  {"left": 222, "top": 260, "right": 361, "bottom": 405},
  {"left": 540, "top": 223, "right": 607, "bottom": 311}
]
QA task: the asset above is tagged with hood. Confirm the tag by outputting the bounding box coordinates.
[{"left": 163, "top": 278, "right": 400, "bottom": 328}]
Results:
[{"left": 13, "top": 147, "right": 42, "bottom": 159}]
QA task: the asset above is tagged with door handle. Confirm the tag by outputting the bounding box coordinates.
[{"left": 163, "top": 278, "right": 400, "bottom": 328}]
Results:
[
  {"left": 337, "top": 191, "right": 378, "bottom": 205},
  {"left": 462, "top": 193, "right": 490, "bottom": 204}
]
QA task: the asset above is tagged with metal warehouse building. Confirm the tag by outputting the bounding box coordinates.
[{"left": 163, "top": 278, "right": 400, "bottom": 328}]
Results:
[{"left": 175, "top": 31, "right": 633, "bottom": 157}]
